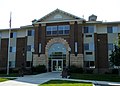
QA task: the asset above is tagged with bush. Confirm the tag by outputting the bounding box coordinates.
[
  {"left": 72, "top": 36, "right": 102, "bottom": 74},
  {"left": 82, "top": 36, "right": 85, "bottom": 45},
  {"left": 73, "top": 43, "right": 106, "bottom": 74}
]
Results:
[
  {"left": 112, "top": 69, "right": 119, "bottom": 74},
  {"left": 0, "top": 70, "right": 6, "bottom": 74},
  {"left": 32, "top": 65, "right": 47, "bottom": 74},
  {"left": 69, "top": 65, "right": 83, "bottom": 73},
  {"left": 9, "top": 68, "right": 19, "bottom": 73},
  {"left": 85, "top": 69, "right": 94, "bottom": 74}
]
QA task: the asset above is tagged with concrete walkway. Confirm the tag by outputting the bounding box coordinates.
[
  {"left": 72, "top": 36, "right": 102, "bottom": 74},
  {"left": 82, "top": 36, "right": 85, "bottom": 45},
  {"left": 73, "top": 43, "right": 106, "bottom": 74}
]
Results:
[
  {"left": 0, "top": 72, "right": 120, "bottom": 86},
  {"left": 0, "top": 72, "right": 61, "bottom": 86}
]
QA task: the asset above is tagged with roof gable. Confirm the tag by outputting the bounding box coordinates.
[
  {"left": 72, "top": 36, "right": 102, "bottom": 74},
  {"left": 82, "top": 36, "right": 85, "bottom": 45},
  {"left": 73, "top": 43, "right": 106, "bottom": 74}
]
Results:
[{"left": 37, "top": 9, "right": 83, "bottom": 22}]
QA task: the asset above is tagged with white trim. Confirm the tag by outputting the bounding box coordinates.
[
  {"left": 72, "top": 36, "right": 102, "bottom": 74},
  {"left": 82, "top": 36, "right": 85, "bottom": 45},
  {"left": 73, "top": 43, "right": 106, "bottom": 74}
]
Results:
[{"left": 34, "top": 19, "right": 83, "bottom": 24}]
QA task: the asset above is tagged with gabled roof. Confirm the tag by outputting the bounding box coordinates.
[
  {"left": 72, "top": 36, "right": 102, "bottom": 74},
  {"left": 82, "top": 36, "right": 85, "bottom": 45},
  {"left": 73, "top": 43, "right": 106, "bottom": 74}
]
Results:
[{"left": 36, "top": 9, "right": 84, "bottom": 22}]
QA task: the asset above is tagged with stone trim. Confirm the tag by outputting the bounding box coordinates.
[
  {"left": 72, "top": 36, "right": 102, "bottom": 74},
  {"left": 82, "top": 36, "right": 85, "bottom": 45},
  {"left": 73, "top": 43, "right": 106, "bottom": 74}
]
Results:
[{"left": 45, "top": 37, "right": 70, "bottom": 71}]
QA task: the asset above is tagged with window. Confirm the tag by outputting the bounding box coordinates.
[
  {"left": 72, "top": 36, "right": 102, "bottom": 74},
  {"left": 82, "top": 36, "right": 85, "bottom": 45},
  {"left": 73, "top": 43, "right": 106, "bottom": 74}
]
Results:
[
  {"left": 10, "top": 32, "right": 17, "bottom": 38},
  {"left": 108, "top": 43, "right": 114, "bottom": 50},
  {"left": 85, "top": 61, "right": 95, "bottom": 68},
  {"left": 27, "top": 45, "right": 34, "bottom": 51},
  {"left": 46, "top": 26, "right": 57, "bottom": 35},
  {"left": 10, "top": 47, "right": 16, "bottom": 52},
  {"left": 84, "top": 43, "right": 94, "bottom": 50},
  {"left": 107, "top": 26, "right": 113, "bottom": 33},
  {"left": 46, "top": 25, "right": 70, "bottom": 35},
  {"left": 75, "top": 42, "right": 77, "bottom": 53},
  {"left": 84, "top": 43, "right": 89, "bottom": 50},
  {"left": 84, "top": 27, "right": 88, "bottom": 33},
  {"left": 113, "top": 26, "right": 118, "bottom": 33},
  {"left": 9, "top": 61, "right": 15, "bottom": 68},
  {"left": 58, "top": 26, "right": 64, "bottom": 34},
  {"left": 28, "top": 30, "right": 34, "bottom": 36},
  {"left": 89, "top": 26, "right": 94, "bottom": 33},
  {"left": 90, "top": 61, "right": 95, "bottom": 67},
  {"left": 39, "top": 43, "right": 41, "bottom": 53},
  {"left": 46, "top": 26, "right": 52, "bottom": 35},
  {"left": 64, "top": 25, "right": 70, "bottom": 34},
  {"left": 84, "top": 26, "right": 94, "bottom": 33},
  {"left": 26, "top": 61, "right": 31, "bottom": 67},
  {"left": 58, "top": 25, "right": 70, "bottom": 35},
  {"left": 52, "top": 26, "right": 57, "bottom": 35},
  {"left": 86, "top": 52, "right": 92, "bottom": 55}
]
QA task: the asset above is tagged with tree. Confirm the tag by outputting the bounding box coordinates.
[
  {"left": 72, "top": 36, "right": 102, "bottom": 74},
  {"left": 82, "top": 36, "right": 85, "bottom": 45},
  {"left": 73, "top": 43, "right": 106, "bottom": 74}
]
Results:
[{"left": 110, "top": 39, "right": 120, "bottom": 75}]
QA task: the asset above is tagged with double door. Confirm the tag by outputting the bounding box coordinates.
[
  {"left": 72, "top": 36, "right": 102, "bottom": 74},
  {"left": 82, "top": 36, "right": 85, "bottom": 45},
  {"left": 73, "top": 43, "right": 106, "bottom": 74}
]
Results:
[{"left": 52, "top": 59, "right": 63, "bottom": 72}]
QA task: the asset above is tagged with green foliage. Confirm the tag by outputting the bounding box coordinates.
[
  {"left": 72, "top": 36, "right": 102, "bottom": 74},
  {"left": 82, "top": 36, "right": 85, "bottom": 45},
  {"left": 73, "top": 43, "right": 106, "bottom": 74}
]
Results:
[
  {"left": 109, "top": 45, "right": 120, "bottom": 66},
  {"left": 112, "top": 69, "right": 119, "bottom": 74},
  {"left": 69, "top": 65, "right": 84, "bottom": 73},
  {"left": 85, "top": 69, "right": 94, "bottom": 74}
]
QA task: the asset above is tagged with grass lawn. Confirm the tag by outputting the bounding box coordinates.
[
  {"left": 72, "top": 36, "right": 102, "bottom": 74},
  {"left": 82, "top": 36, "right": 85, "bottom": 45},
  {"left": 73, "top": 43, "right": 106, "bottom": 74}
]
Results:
[
  {"left": 39, "top": 80, "right": 92, "bottom": 86},
  {"left": 0, "top": 78, "right": 15, "bottom": 82},
  {"left": 70, "top": 73, "right": 120, "bottom": 82}
]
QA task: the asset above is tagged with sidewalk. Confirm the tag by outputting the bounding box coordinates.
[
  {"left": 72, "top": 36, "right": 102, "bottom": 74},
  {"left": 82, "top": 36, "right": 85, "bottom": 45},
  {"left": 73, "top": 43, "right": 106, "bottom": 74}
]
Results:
[{"left": 0, "top": 72, "right": 120, "bottom": 86}]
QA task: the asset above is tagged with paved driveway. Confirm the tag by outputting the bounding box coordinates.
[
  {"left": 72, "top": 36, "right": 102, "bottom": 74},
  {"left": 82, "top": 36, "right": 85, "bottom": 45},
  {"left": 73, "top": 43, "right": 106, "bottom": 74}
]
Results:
[{"left": 0, "top": 72, "right": 62, "bottom": 86}]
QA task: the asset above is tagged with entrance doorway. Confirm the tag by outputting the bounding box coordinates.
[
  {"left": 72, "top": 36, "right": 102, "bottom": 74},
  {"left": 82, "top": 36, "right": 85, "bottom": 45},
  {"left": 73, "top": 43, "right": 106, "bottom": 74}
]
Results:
[
  {"left": 52, "top": 59, "right": 63, "bottom": 72},
  {"left": 48, "top": 43, "right": 67, "bottom": 72}
]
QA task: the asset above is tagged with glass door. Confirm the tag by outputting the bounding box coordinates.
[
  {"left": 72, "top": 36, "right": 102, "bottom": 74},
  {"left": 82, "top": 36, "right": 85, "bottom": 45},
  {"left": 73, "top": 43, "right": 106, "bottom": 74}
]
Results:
[{"left": 52, "top": 59, "right": 63, "bottom": 72}]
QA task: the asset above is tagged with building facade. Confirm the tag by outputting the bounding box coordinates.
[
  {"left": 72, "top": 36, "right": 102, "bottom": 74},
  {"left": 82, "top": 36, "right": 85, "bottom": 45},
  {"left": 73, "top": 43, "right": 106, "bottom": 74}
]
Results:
[{"left": 0, "top": 9, "right": 120, "bottom": 73}]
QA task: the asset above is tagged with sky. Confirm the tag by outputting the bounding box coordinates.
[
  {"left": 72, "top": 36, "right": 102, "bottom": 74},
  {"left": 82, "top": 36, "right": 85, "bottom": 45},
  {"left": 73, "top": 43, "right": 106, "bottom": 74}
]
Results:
[{"left": 0, "top": 0, "right": 120, "bottom": 29}]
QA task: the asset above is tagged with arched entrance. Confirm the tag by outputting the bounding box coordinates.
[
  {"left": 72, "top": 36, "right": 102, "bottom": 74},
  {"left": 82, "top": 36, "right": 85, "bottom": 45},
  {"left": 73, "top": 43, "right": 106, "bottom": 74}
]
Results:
[
  {"left": 48, "top": 43, "right": 66, "bottom": 72},
  {"left": 45, "top": 37, "right": 70, "bottom": 72}
]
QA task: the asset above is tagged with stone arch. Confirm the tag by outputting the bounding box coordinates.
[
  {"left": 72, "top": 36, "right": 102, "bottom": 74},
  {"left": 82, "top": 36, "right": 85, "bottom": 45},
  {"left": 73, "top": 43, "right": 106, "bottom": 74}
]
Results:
[{"left": 45, "top": 37, "right": 70, "bottom": 71}]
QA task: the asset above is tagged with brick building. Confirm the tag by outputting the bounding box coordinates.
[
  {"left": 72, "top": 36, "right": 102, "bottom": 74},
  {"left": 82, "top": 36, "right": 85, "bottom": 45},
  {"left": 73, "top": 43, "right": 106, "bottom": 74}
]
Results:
[{"left": 0, "top": 9, "right": 119, "bottom": 73}]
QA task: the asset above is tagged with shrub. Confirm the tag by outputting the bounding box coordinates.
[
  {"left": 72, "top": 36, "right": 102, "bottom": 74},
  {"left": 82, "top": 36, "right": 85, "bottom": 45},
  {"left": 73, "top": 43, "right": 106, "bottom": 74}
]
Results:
[
  {"left": 9, "top": 68, "right": 19, "bottom": 73},
  {"left": 69, "top": 65, "right": 83, "bottom": 73},
  {"left": 32, "top": 65, "right": 47, "bottom": 74},
  {"left": 112, "top": 69, "right": 118, "bottom": 74},
  {"left": 85, "top": 69, "right": 94, "bottom": 74},
  {"left": 0, "top": 70, "right": 6, "bottom": 74}
]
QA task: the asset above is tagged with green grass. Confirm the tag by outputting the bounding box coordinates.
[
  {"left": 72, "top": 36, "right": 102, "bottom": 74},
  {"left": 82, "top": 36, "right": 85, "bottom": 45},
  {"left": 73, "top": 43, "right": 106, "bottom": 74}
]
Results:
[
  {"left": 70, "top": 73, "right": 120, "bottom": 82},
  {"left": 39, "top": 80, "right": 92, "bottom": 86},
  {"left": 0, "top": 78, "right": 15, "bottom": 82}
]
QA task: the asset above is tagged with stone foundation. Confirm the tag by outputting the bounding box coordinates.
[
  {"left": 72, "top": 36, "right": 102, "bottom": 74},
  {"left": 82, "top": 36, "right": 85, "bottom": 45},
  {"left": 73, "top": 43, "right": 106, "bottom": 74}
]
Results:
[
  {"left": 33, "top": 54, "right": 47, "bottom": 67},
  {"left": 67, "top": 54, "right": 83, "bottom": 68}
]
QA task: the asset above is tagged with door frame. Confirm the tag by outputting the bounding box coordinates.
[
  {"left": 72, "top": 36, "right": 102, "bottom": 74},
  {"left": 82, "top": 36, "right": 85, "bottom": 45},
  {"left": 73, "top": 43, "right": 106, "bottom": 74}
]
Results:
[{"left": 51, "top": 59, "right": 63, "bottom": 72}]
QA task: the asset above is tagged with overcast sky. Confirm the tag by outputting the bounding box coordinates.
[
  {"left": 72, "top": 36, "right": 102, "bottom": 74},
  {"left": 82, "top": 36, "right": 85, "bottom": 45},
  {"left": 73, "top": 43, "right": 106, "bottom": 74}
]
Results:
[{"left": 0, "top": 0, "right": 120, "bottom": 29}]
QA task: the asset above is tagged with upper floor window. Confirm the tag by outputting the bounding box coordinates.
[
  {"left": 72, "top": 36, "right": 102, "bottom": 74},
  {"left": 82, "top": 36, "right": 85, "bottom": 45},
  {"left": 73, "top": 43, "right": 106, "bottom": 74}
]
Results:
[
  {"left": 84, "top": 26, "right": 94, "bottom": 33},
  {"left": 107, "top": 26, "right": 118, "bottom": 33},
  {"left": 46, "top": 26, "right": 57, "bottom": 35},
  {"left": 46, "top": 25, "right": 70, "bottom": 35},
  {"left": 28, "top": 30, "right": 34, "bottom": 36},
  {"left": 84, "top": 43, "right": 89, "bottom": 50},
  {"left": 107, "top": 26, "right": 112, "bottom": 33},
  {"left": 84, "top": 43, "right": 94, "bottom": 50},
  {"left": 10, "top": 46, "right": 16, "bottom": 52},
  {"left": 10, "top": 32, "right": 17, "bottom": 38},
  {"left": 27, "top": 45, "right": 34, "bottom": 51}
]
